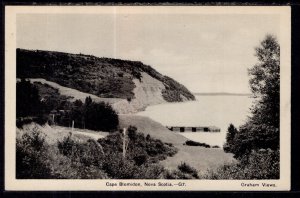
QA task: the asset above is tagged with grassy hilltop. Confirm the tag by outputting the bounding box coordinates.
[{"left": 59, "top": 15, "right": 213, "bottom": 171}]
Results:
[{"left": 17, "top": 48, "right": 195, "bottom": 103}]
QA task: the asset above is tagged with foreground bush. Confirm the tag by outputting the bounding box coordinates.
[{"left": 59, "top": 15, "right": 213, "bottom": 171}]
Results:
[
  {"left": 98, "top": 126, "right": 178, "bottom": 165},
  {"left": 16, "top": 128, "right": 52, "bottom": 178},
  {"left": 164, "top": 162, "right": 199, "bottom": 179},
  {"left": 56, "top": 126, "right": 176, "bottom": 179},
  {"left": 16, "top": 128, "right": 108, "bottom": 179},
  {"left": 16, "top": 124, "right": 180, "bottom": 179},
  {"left": 203, "top": 149, "right": 279, "bottom": 179},
  {"left": 101, "top": 152, "right": 165, "bottom": 179}
]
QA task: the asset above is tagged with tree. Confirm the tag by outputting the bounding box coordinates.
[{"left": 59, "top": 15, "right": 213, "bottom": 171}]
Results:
[
  {"left": 223, "top": 124, "right": 238, "bottom": 153},
  {"left": 84, "top": 101, "right": 119, "bottom": 132},
  {"left": 17, "top": 79, "right": 44, "bottom": 117},
  {"left": 249, "top": 34, "right": 280, "bottom": 130},
  {"left": 229, "top": 35, "right": 280, "bottom": 159}
]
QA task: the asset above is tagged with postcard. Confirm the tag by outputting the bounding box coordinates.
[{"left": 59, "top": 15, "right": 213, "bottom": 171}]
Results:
[{"left": 5, "top": 5, "right": 291, "bottom": 191}]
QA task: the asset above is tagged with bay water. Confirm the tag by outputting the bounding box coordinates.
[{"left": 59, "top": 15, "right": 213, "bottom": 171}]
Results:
[{"left": 136, "top": 95, "right": 253, "bottom": 147}]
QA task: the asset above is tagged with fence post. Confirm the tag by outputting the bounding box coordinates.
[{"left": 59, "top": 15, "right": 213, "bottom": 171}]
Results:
[
  {"left": 122, "top": 128, "right": 127, "bottom": 159},
  {"left": 72, "top": 120, "right": 74, "bottom": 132}
]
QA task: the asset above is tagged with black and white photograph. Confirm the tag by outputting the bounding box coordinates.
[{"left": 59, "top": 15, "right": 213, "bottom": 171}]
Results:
[{"left": 5, "top": 6, "right": 291, "bottom": 191}]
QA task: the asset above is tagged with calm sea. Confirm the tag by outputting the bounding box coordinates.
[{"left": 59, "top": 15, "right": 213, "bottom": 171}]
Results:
[{"left": 136, "top": 95, "right": 253, "bottom": 147}]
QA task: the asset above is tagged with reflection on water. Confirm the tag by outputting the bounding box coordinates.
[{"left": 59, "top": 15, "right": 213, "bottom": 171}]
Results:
[{"left": 136, "top": 95, "right": 253, "bottom": 147}]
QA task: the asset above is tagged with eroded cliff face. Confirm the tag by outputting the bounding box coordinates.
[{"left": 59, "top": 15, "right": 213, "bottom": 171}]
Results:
[
  {"left": 110, "top": 73, "right": 165, "bottom": 113},
  {"left": 130, "top": 72, "right": 166, "bottom": 109}
]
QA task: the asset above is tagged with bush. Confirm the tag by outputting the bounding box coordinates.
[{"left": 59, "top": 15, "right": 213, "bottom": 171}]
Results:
[
  {"left": 164, "top": 170, "right": 194, "bottom": 179},
  {"left": 164, "top": 162, "right": 199, "bottom": 179},
  {"left": 57, "top": 133, "right": 104, "bottom": 167},
  {"left": 16, "top": 128, "right": 53, "bottom": 178},
  {"left": 185, "top": 140, "right": 211, "bottom": 148},
  {"left": 56, "top": 126, "right": 173, "bottom": 179},
  {"left": 17, "top": 124, "right": 178, "bottom": 179},
  {"left": 178, "top": 162, "right": 199, "bottom": 178},
  {"left": 98, "top": 126, "right": 178, "bottom": 165},
  {"left": 203, "top": 149, "right": 279, "bottom": 179}
]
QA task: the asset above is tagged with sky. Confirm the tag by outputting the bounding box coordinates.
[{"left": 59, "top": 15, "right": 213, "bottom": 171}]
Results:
[{"left": 17, "top": 12, "right": 280, "bottom": 93}]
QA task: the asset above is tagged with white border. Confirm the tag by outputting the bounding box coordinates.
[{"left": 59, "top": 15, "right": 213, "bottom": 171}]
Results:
[{"left": 5, "top": 6, "right": 291, "bottom": 191}]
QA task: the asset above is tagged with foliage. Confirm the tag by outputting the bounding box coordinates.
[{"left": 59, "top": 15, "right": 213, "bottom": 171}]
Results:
[
  {"left": 203, "top": 149, "right": 279, "bottom": 179},
  {"left": 164, "top": 162, "right": 199, "bottom": 179},
  {"left": 16, "top": 79, "right": 47, "bottom": 117},
  {"left": 17, "top": 48, "right": 195, "bottom": 102},
  {"left": 185, "top": 140, "right": 211, "bottom": 148},
  {"left": 98, "top": 126, "right": 178, "bottom": 165},
  {"left": 220, "top": 35, "right": 280, "bottom": 179},
  {"left": 57, "top": 133, "right": 104, "bottom": 168},
  {"left": 56, "top": 96, "right": 119, "bottom": 132},
  {"left": 55, "top": 125, "right": 176, "bottom": 179},
  {"left": 33, "top": 82, "right": 72, "bottom": 112},
  {"left": 223, "top": 35, "right": 280, "bottom": 160},
  {"left": 223, "top": 124, "right": 238, "bottom": 153},
  {"left": 100, "top": 152, "right": 165, "bottom": 179},
  {"left": 16, "top": 128, "right": 53, "bottom": 178},
  {"left": 178, "top": 162, "right": 199, "bottom": 178},
  {"left": 84, "top": 100, "right": 119, "bottom": 131},
  {"left": 51, "top": 134, "right": 106, "bottom": 179}
]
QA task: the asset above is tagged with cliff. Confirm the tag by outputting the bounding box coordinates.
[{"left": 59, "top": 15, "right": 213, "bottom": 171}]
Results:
[{"left": 17, "top": 49, "right": 195, "bottom": 113}]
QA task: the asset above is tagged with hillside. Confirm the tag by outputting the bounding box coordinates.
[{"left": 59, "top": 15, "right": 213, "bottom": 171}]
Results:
[
  {"left": 119, "top": 115, "right": 235, "bottom": 173},
  {"left": 17, "top": 49, "right": 195, "bottom": 111}
]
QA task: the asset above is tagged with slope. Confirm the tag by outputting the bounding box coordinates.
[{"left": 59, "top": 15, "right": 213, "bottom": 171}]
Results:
[
  {"left": 17, "top": 48, "right": 195, "bottom": 104},
  {"left": 119, "top": 115, "right": 235, "bottom": 172}
]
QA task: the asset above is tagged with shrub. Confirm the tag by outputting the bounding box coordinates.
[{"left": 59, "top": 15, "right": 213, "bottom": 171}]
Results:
[
  {"left": 164, "top": 162, "right": 199, "bottom": 179},
  {"left": 16, "top": 128, "right": 53, "bottom": 178},
  {"left": 56, "top": 134, "right": 108, "bottom": 179},
  {"left": 164, "top": 170, "right": 194, "bottom": 179},
  {"left": 97, "top": 126, "right": 177, "bottom": 178},
  {"left": 178, "top": 162, "right": 199, "bottom": 178},
  {"left": 57, "top": 133, "right": 104, "bottom": 167},
  {"left": 56, "top": 127, "right": 172, "bottom": 179},
  {"left": 185, "top": 140, "right": 211, "bottom": 148},
  {"left": 98, "top": 127, "right": 178, "bottom": 165},
  {"left": 203, "top": 149, "right": 279, "bottom": 179}
]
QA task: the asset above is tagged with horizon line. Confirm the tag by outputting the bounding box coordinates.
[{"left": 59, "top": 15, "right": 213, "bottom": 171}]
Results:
[{"left": 193, "top": 92, "right": 251, "bottom": 96}]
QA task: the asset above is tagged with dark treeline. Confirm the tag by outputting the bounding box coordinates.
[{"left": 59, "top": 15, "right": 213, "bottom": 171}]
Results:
[
  {"left": 56, "top": 97, "right": 119, "bottom": 132},
  {"left": 16, "top": 79, "right": 119, "bottom": 132}
]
